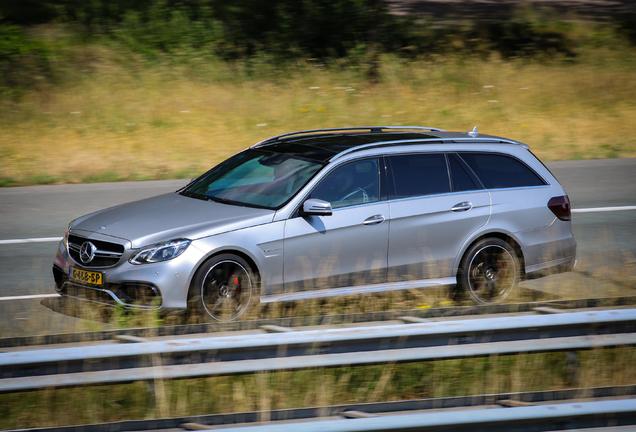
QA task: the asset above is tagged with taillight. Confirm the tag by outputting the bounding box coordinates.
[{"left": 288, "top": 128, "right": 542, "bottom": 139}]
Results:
[{"left": 548, "top": 195, "right": 571, "bottom": 221}]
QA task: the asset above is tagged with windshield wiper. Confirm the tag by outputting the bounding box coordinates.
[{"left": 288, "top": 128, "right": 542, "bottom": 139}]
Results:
[
  {"left": 180, "top": 190, "right": 235, "bottom": 205},
  {"left": 181, "top": 190, "right": 270, "bottom": 209},
  {"left": 203, "top": 196, "right": 234, "bottom": 205}
]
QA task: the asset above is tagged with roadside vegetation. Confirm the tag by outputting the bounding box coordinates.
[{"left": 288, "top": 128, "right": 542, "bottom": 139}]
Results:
[{"left": 1, "top": 1, "right": 636, "bottom": 186}]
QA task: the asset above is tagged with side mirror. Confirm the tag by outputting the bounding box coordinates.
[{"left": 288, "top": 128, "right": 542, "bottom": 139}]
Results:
[{"left": 301, "top": 198, "right": 332, "bottom": 216}]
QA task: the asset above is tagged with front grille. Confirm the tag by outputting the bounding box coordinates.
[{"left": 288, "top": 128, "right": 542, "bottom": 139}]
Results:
[{"left": 68, "top": 234, "right": 125, "bottom": 268}]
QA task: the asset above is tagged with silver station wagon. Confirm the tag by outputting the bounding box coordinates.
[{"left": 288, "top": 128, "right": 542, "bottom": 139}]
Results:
[{"left": 53, "top": 126, "right": 577, "bottom": 320}]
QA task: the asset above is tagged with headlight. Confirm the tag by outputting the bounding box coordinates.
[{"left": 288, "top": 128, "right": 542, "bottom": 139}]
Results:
[{"left": 129, "top": 239, "right": 191, "bottom": 265}]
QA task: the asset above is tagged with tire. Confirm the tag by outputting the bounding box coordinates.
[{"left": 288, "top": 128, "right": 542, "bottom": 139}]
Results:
[
  {"left": 458, "top": 238, "right": 520, "bottom": 304},
  {"left": 188, "top": 254, "right": 256, "bottom": 321}
]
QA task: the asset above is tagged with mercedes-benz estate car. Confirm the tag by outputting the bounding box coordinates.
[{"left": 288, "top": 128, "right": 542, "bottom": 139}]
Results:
[{"left": 53, "top": 126, "right": 577, "bottom": 320}]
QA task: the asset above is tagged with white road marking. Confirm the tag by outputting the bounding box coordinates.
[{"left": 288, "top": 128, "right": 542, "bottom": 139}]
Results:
[
  {"left": 0, "top": 205, "right": 634, "bottom": 302},
  {"left": 0, "top": 294, "right": 59, "bottom": 301},
  {"left": 571, "top": 206, "right": 636, "bottom": 213},
  {"left": 0, "top": 205, "right": 634, "bottom": 246},
  {"left": 0, "top": 237, "right": 62, "bottom": 245}
]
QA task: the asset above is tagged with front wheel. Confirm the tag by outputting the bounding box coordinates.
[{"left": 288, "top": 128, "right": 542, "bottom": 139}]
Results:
[
  {"left": 188, "top": 254, "right": 256, "bottom": 321},
  {"left": 458, "top": 238, "right": 520, "bottom": 304}
]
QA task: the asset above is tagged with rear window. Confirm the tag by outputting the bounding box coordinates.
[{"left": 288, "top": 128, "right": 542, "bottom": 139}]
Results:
[
  {"left": 459, "top": 152, "right": 546, "bottom": 189},
  {"left": 388, "top": 154, "right": 451, "bottom": 198}
]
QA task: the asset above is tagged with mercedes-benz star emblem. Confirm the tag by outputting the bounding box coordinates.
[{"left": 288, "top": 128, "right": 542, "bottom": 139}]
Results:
[{"left": 79, "top": 241, "right": 97, "bottom": 264}]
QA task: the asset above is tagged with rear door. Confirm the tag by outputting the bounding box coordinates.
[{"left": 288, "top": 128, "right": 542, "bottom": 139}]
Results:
[{"left": 387, "top": 153, "right": 490, "bottom": 282}]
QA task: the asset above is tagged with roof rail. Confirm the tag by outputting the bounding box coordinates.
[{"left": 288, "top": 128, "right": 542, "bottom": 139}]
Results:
[
  {"left": 330, "top": 137, "right": 527, "bottom": 161},
  {"left": 251, "top": 126, "right": 446, "bottom": 148}
]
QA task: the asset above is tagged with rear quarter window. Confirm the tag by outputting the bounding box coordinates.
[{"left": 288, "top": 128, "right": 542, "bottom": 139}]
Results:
[
  {"left": 459, "top": 152, "right": 547, "bottom": 189},
  {"left": 448, "top": 154, "right": 478, "bottom": 192}
]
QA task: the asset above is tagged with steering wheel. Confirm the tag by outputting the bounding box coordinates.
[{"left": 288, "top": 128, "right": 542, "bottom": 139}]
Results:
[{"left": 339, "top": 187, "right": 369, "bottom": 204}]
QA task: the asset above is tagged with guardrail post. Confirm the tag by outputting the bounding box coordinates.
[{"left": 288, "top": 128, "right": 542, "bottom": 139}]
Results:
[
  {"left": 566, "top": 351, "right": 578, "bottom": 386},
  {"left": 150, "top": 352, "right": 169, "bottom": 418}
]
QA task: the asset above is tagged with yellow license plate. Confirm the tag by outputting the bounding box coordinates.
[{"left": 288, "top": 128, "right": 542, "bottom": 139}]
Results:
[{"left": 70, "top": 267, "right": 103, "bottom": 286}]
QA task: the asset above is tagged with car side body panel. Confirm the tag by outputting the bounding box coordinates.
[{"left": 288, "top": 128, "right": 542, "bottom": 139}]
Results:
[
  {"left": 283, "top": 201, "right": 390, "bottom": 293},
  {"left": 387, "top": 190, "right": 491, "bottom": 281},
  {"left": 189, "top": 220, "right": 287, "bottom": 299}
]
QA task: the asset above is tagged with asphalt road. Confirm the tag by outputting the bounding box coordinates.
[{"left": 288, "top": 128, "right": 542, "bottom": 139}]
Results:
[{"left": 0, "top": 158, "right": 634, "bottom": 337}]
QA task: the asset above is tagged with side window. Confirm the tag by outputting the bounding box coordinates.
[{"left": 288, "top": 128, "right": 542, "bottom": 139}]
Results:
[
  {"left": 459, "top": 152, "right": 547, "bottom": 189},
  {"left": 388, "top": 153, "right": 450, "bottom": 199},
  {"left": 309, "top": 159, "right": 380, "bottom": 209},
  {"left": 449, "top": 154, "right": 478, "bottom": 192}
]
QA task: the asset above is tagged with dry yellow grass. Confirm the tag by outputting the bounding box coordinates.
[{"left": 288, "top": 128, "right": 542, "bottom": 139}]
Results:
[{"left": 2, "top": 47, "right": 636, "bottom": 186}]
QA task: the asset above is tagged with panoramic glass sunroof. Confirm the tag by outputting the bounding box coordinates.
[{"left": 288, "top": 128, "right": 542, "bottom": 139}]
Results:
[{"left": 262, "top": 132, "right": 438, "bottom": 161}]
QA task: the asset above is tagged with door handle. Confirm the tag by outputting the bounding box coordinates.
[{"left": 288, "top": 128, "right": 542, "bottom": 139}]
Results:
[
  {"left": 363, "top": 214, "right": 385, "bottom": 225},
  {"left": 451, "top": 202, "right": 473, "bottom": 212}
]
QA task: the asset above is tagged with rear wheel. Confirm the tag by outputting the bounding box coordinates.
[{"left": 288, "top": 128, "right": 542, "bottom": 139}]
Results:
[
  {"left": 189, "top": 254, "right": 255, "bottom": 321},
  {"left": 458, "top": 238, "right": 520, "bottom": 304}
]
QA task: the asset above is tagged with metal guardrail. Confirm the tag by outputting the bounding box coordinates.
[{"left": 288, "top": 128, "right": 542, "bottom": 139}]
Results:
[
  {"left": 187, "top": 399, "right": 636, "bottom": 432},
  {"left": 1, "top": 308, "right": 635, "bottom": 393},
  {"left": 7, "top": 385, "right": 636, "bottom": 432},
  {"left": 4, "top": 294, "right": 636, "bottom": 349}
]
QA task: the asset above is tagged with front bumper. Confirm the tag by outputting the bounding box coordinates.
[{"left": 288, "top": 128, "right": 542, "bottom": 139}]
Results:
[
  {"left": 53, "top": 238, "right": 206, "bottom": 311},
  {"left": 53, "top": 265, "right": 162, "bottom": 310}
]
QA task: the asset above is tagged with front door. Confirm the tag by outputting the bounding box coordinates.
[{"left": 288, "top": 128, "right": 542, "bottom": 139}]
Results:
[{"left": 283, "top": 158, "right": 389, "bottom": 293}]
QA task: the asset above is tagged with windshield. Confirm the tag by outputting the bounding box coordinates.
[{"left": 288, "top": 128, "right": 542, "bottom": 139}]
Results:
[{"left": 182, "top": 149, "right": 324, "bottom": 209}]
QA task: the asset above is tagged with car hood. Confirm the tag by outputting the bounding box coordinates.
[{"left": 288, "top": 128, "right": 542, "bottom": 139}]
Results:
[{"left": 71, "top": 193, "right": 276, "bottom": 248}]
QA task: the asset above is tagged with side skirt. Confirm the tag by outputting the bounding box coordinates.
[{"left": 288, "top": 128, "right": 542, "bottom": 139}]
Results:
[{"left": 260, "top": 277, "right": 456, "bottom": 303}]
